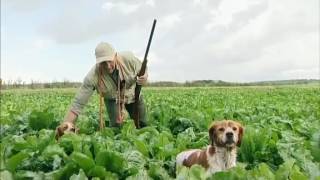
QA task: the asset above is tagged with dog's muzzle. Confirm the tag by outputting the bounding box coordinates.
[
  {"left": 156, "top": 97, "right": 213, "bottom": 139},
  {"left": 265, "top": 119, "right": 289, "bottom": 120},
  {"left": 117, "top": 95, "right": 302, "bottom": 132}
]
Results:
[{"left": 226, "top": 132, "right": 235, "bottom": 144}]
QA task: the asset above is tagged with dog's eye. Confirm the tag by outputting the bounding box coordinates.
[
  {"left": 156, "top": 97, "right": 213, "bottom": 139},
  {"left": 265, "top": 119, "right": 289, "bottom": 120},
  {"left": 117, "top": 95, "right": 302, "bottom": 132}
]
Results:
[
  {"left": 70, "top": 128, "right": 75, "bottom": 132},
  {"left": 233, "top": 127, "right": 237, "bottom": 131},
  {"left": 218, "top": 127, "right": 225, "bottom": 131}
]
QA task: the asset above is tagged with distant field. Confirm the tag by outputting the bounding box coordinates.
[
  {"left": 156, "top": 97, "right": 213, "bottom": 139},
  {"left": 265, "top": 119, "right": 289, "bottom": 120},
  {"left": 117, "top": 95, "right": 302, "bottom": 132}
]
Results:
[{"left": 1, "top": 86, "right": 319, "bottom": 179}]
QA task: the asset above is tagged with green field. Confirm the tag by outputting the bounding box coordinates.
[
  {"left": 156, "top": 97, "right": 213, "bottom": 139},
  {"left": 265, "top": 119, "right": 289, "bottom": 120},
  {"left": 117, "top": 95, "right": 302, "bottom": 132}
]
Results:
[{"left": 1, "top": 86, "right": 320, "bottom": 179}]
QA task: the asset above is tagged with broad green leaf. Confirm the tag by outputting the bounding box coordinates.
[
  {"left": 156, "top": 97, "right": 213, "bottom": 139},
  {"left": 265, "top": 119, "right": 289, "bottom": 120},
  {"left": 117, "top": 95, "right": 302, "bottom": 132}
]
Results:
[
  {"left": 176, "top": 166, "right": 189, "bottom": 180},
  {"left": 249, "top": 163, "right": 275, "bottom": 180},
  {"left": 83, "top": 145, "right": 93, "bottom": 159},
  {"left": 210, "top": 171, "right": 240, "bottom": 180},
  {"left": 121, "top": 121, "right": 137, "bottom": 138},
  {"left": 124, "top": 150, "right": 146, "bottom": 169},
  {"left": 6, "top": 152, "right": 29, "bottom": 172},
  {"left": 12, "top": 136, "right": 29, "bottom": 151},
  {"left": 289, "top": 165, "right": 308, "bottom": 180},
  {"left": 134, "top": 139, "right": 149, "bottom": 157},
  {"left": 14, "top": 170, "right": 45, "bottom": 180},
  {"left": 126, "top": 169, "right": 150, "bottom": 180},
  {"left": 176, "top": 165, "right": 207, "bottom": 180},
  {"left": 42, "top": 144, "right": 68, "bottom": 159},
  {"left": 37, "top": 129, "right": 55, "bottom": 152},
  {"left": 69, "top": 169, "right": 88, "bottom": 180},
  {"left": 148, "top": 162, "right": 172, "bottom": 180},
  {"left": 28, "top": 110, "right": 54, "bottom": 130},
  {"left": 136, "top": 126, "right": 159, "bottom": 137},
  {"left": 95, "top": 150, "right": 127, "bottom": 174},
  {"left": 310, "top": 132, "right": 320, "bottom": 162},
  {"left": 59, "top": 133, "right": 82, "bottom": 153},
  {"left": 88, "top": 165, "right": 118, "bottom": 179},
  {"left": 275, "top": 159, "right": 295, "bottom": 179},
  {"left": 88, "top": 165, "right": 107, "bottom": 179},
  {"left": 50, "top": 162, "right": 78, "bottom": 180},
  {"left": 0, "top": 170, "right": 13, "bottom": 180},
  {"left": 70, "top": 152, "right": 95, "bottom": 173}
]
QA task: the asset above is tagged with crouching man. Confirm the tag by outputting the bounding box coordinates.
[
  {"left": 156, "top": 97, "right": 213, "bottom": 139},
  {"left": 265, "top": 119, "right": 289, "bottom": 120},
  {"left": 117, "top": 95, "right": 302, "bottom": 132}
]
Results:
[{"left": 56, "top": 42, "right": 148, "bottom": 139}]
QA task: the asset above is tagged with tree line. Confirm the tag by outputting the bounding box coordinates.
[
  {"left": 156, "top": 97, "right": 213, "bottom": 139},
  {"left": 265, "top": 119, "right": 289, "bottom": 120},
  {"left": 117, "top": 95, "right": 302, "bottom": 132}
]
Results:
[{"left": 0, "top": 78, "right": 319, "bottom": 90}]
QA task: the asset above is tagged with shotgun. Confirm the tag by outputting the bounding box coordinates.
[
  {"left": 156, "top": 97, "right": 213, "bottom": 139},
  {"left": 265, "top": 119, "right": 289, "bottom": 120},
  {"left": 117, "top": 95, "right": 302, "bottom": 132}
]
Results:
[{"left": 133, "top": 19, "right": 157, "bottom": 128}]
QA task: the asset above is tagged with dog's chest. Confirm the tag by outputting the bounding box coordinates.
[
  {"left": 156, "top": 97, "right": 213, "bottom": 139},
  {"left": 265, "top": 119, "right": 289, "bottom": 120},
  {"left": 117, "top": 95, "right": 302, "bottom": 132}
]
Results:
[{"left": 207, "top": 148, "right": 236, "bottom": 173}]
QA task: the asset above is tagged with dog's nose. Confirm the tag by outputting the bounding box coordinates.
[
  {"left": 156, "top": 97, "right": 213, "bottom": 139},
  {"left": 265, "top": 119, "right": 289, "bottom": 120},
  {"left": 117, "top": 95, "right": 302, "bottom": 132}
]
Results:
[{"left": 226, "top": 132, "right": 233, "bottom": 138}]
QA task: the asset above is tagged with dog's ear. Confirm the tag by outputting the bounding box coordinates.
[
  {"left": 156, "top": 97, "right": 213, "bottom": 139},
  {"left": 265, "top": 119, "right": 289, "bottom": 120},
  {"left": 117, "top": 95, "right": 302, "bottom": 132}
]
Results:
[
  {"left": 209, "top": 124, "right": 217, "bottom": 146},
  {"left": 55, "top": 127, "right": 63, "bottom": 140},
  {"left": 55, "top": 124, "right": 67, "bottom": 140},
  {"left": 237, "top": 125, "right": 244, "bottom": 147}
]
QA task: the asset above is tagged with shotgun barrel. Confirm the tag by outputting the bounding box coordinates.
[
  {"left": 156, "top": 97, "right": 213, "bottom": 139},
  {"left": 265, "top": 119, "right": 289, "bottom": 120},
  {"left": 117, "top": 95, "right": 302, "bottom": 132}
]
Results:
[{"left": 133, "top": 19, "right": 157, "bottom": 128}]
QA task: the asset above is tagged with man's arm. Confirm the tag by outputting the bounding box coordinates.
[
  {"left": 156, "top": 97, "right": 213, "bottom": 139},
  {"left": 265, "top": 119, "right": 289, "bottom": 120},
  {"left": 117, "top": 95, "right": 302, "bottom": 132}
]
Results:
[
  {"left": 63, "top": 110, "right": 78, "bottom": 124},
  {"left": 56, "top": 67, "right": 96, "bottom": 139},
  {"left": 68, "top": 66, "right": 97, "bottom": 117}
]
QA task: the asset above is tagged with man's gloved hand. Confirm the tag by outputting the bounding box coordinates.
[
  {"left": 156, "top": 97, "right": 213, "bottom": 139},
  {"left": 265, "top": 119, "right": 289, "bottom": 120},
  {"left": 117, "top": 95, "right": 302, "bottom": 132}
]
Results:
[
  {"left": 137, "top": 73, "right": 148, "bottom": 85},
  {"left": 55, "top": 121, "right": 78, "bottom": 140}
]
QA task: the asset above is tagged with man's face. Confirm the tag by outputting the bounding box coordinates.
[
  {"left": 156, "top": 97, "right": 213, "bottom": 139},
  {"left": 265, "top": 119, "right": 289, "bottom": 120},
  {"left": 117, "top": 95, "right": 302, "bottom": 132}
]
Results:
[{"left": 101, "top": 60, "right": 115, "bottom": 74}]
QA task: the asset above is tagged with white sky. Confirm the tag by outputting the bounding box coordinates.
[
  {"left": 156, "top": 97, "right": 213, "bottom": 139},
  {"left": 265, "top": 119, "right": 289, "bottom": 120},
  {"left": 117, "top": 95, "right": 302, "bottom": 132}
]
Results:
[{"left": 1, "top": 0, "right": 319, "bottom": 83}]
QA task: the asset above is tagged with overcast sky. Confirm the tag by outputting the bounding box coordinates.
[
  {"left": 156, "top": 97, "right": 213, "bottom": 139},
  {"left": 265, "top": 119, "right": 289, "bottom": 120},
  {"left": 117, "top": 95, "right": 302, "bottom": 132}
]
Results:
[{"left": 1, "top": 0, "right": 319, "bottom": 83}]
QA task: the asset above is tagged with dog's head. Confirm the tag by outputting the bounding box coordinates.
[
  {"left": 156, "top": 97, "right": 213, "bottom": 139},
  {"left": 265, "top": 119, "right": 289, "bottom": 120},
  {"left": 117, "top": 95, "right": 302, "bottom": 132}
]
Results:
[
  {"left": 209, "top": 120, "right": 244, "bottom": 148},
  {"left": 55, "top": 122, "right": 78, "bottom": 140}
]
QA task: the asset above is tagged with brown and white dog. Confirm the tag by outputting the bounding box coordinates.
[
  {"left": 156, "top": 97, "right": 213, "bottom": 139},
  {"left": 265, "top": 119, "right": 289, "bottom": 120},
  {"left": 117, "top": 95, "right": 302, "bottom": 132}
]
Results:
[
  {"left": 55, "top": 122, "right": 78, "bottom": 140},
  {"left": 176, "top": 120, "right": 244, "bottom": 174}
]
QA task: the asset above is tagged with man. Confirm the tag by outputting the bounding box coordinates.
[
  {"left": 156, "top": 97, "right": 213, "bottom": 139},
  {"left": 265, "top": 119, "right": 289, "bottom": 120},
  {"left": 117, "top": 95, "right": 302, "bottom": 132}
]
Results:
[{"left": 56, "top": 42, "right": 148, "bottom": 138}]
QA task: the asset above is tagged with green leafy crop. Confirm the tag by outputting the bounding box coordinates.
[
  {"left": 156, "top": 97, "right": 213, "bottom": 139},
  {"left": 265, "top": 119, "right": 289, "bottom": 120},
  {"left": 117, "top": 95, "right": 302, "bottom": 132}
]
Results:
[{"left": 1, "top": 86, "right": 319, "bottom": 179}]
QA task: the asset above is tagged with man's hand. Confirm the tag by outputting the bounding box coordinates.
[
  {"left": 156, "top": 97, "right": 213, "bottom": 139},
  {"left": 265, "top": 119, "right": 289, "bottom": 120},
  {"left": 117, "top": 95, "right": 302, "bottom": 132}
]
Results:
[
  {"left": 55, "top": 121, "right": 78, "bottom": 140},
  {"left": 137, "top": 72, "right": 148, "bottom": 85}
]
